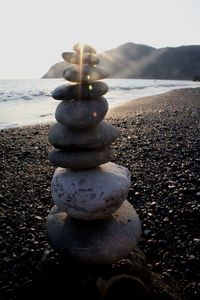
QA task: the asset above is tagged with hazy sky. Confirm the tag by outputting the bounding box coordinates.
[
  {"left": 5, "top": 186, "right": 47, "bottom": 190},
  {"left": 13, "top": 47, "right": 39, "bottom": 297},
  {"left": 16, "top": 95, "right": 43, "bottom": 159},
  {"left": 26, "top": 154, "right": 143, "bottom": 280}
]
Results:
[{"left": 0, "top": 0, "right": 199, "bottom": 78}]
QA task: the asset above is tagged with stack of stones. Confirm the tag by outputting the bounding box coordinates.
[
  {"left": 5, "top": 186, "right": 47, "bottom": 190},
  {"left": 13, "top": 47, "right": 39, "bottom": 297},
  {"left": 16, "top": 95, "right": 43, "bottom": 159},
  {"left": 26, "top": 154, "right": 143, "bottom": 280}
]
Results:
[{"left": 46, "top": 43, "right": 141, "bottom": 264}]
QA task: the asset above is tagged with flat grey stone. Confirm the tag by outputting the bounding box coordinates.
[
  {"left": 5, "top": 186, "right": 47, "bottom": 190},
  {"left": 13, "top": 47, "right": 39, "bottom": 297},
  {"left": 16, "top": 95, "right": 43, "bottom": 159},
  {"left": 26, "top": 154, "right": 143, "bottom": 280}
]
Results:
[
  {"left": 48, "top": 121, "right": 120, "bottom": 150},
  {"left": 46, "top": 200, "right": 141, "bottom": 264},
  {"left": 63, "top": 65, "right": 109, "bottom": 83},
  {"left": 51, "top": 162, "right": 131, "bottom": 219},
  {"left": 52, "top": 82, "right": 108, "bottom": 101},
  {"left": 73, "top": 43, "right": 96, "bottom": 54},
  {"left": 62, "top": 52, "right": 99, "bottom": 65},
  {"left": 49, "top": 147, "right": 113, "bottom": 169},
  {"left": 55, "top": 98, "right": 108, "bottom": 130}
]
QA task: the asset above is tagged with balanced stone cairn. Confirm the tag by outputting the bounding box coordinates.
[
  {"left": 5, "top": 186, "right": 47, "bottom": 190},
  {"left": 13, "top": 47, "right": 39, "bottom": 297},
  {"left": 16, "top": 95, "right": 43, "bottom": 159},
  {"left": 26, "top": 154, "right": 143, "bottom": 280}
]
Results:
[{"left": 46, "top": 43, "right": 141, "bottom": 264}]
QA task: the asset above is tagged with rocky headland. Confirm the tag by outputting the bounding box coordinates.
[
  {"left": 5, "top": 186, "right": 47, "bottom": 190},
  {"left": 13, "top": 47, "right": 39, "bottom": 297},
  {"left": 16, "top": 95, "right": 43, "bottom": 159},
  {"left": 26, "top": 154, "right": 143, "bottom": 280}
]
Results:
[{"left": 42, "top": 43, "right": 200, "bottom": 80}]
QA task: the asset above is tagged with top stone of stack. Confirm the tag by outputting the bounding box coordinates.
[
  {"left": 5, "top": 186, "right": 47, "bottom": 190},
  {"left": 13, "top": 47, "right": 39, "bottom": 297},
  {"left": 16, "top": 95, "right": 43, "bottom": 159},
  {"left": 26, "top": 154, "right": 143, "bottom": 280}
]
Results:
[
  {"left": 62, "top": 43, "right": 109, "bottom": 83},
  {"left": 73, "top": 43, "right": 97, "bottom": 54},
  {"left": 62, "top": 43, "right": 98, "bottom": 65}
]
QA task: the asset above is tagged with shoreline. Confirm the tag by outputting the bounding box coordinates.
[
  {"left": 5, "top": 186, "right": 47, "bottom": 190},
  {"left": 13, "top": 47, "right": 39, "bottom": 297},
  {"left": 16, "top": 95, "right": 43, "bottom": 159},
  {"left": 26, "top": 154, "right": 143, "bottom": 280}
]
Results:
[
  {"left": 108, "top": 87, "right": 200, "bottom": 115},
  {"left": 1, "top": 85, "right": 200, "bottom": 131},
  {"left": 1, "top": 88, "right": 200, "bottom": 299}
]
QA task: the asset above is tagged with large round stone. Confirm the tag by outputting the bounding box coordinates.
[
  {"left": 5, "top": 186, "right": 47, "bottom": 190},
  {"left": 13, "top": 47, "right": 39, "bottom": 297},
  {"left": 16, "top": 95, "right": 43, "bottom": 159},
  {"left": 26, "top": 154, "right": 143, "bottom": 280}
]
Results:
[
  {"left": 62, "top": 52, "right": 99, "bottom": 65},
  {"left": 63, "top": 65, "right": 109, "bottom": 83},
  {"left": 55, "top": 98, "right": 108, "bottom": 130},
  {"left": 51, "top": 162, "right": 131, "bottom": 219},
  {"left": 73, "top": 43, "right": 96, "bottom": 54},
  {"left": 52, "top": 82, "right": 108, "bottom": 101},
  {"left": 48, "top": 121, "right": 120, "bottom": 150},
  {"left": 46, "top": 201, "right": 141, "bottom": 264},
  {"left": 49, "top": 147, "right": 113, "bottom": 169}
]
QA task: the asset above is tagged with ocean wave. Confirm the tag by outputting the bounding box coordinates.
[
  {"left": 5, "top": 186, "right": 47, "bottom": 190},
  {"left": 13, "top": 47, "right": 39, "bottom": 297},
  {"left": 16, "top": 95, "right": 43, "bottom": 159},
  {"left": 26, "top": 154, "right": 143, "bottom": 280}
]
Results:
[
  {"left": 40, "top": 113, "right": 53, "bottom": 117},
  {"left": 108, "top": 81, "right": 194, "bottom": 92},
  {"left": 0, "top": 122, "right": 20, "bottom": 130},
  {"left": 0, "top": 79, "right": 198, "bottom": 105},
  {"left": 0, "top": 90, "right": 51, "bottom": 102},
  {"left": 155, "top": 83, "right": 190, "bottom": 88},
  {"left": 109, "top": 85, "right": 148, "bottom": 91}
]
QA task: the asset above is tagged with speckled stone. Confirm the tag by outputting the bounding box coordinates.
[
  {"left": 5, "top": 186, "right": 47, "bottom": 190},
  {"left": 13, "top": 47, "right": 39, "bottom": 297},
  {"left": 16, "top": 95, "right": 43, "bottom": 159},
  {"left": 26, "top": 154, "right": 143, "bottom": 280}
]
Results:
[
  {"left": 48, "top": 121, "right": 120, "bottom": 150},
  {"left": 55, "top": 98, "right": 108, "bottom": 130},
  {"left": 51, "top": 162, "right": 131, "bottom": 220},
  {"left": 52, "top": 82, "right": 108, "bottom": 101},
  {"left": 46, "top": 200, "right": 141, "bottom": 264},
  {"left": 63, "top": 65, "right": 109, "bottom": 83},
  {"left": 73, "top": 43, "right": 96, "bottom": 54},
  {"left": 62, "top": 52, "right": 99, "bottom": 65},
  {"left": 48, "top": 147, "right": 113, "bottom": 169}
]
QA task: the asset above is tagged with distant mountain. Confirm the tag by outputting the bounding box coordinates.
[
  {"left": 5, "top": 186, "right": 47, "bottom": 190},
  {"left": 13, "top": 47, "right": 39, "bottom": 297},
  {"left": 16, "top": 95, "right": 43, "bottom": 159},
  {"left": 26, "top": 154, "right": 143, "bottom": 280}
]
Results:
[{"left": 42, "top": 42, "right": 200, "bottom": 80}]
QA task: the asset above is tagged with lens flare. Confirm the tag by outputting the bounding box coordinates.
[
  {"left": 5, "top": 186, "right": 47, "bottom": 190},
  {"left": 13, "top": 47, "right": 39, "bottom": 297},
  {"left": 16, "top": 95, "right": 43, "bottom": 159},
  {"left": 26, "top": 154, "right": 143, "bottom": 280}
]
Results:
[
  {"left": 78, "top": 45, "right": 83, "bottom": 82},
  {"left": 93, "top": 111, "right": 97, "bottom": 117}
]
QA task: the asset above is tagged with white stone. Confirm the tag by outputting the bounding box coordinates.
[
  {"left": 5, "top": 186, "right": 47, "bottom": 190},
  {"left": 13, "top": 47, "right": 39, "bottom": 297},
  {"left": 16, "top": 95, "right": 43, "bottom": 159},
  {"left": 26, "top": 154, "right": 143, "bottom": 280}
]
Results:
[
  {"left": 46, "top": 200, "right": 141, "bottom": 264},
  {"left": 51, "top": 162, "right": 131, "bottom": 220}
]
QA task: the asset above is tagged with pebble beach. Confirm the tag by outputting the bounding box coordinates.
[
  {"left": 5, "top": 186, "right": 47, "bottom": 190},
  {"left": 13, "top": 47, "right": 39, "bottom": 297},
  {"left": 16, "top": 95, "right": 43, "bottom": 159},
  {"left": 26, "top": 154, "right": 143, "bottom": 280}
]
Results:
[{"left": 0, "top": 88, "right": 200, "bottom": 299}]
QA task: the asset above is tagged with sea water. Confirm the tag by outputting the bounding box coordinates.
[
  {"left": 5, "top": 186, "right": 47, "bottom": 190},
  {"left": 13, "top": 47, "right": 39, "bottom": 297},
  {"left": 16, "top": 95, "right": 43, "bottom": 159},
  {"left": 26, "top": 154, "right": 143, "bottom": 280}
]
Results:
[{"left": 0, "top": 78, "right": 199, "bottom": 130}]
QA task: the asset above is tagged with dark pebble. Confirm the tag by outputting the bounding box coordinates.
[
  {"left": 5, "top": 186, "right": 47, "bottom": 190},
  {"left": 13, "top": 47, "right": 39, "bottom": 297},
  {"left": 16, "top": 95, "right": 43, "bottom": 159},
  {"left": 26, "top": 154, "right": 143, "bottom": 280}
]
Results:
[{"left": 1, "top": 88, "right": 200, "bottom": 299}]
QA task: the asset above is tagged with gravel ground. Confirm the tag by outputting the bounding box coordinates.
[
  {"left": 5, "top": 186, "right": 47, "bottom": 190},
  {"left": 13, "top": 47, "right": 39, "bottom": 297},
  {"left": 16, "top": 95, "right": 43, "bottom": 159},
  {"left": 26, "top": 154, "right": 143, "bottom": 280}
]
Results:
[{"left": 0, "top": 88, "right": 200, "bottom": 299}]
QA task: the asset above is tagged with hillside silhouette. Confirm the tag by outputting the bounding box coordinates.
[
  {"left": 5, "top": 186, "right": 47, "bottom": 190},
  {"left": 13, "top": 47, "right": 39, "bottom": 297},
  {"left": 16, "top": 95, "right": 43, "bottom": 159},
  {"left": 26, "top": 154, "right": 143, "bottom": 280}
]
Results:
[{"left": 43, "top": 42, "right": 200, "bottom": 80}]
